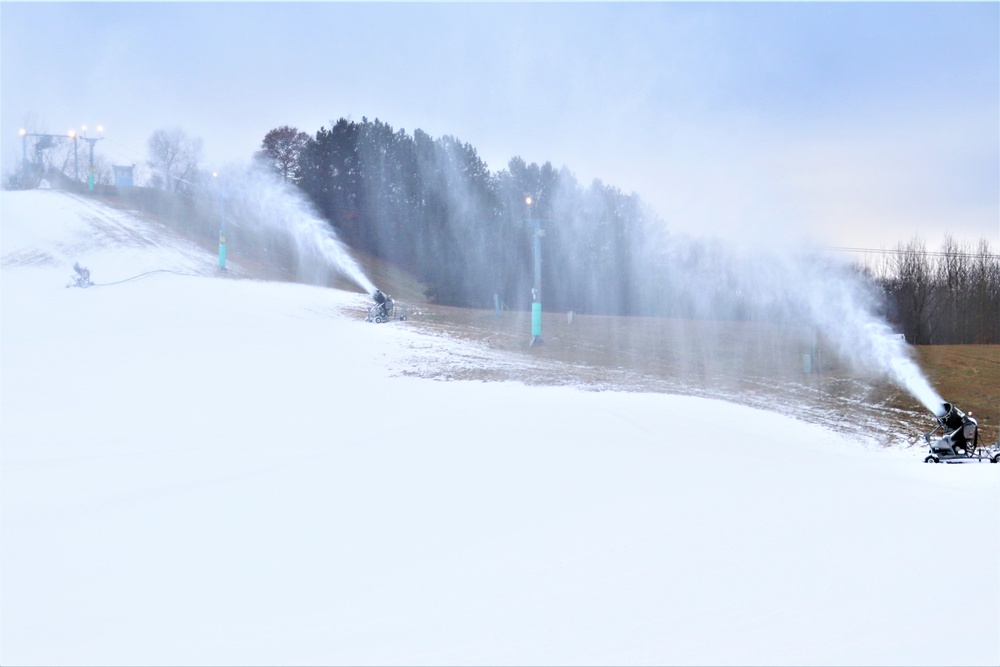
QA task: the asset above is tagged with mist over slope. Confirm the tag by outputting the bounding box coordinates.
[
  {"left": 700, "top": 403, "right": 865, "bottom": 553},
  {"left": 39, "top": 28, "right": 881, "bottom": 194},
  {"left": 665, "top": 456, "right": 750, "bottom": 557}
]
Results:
[{"left": 1, "top": 189, "right": 997, "bottom": 666}]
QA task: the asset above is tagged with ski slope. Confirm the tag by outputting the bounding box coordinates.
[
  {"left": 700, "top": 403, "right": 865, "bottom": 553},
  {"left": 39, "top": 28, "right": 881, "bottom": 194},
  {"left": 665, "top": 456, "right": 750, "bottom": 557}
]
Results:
[{"left": 2, "top": 189, "right": 997, "bottom": 666}]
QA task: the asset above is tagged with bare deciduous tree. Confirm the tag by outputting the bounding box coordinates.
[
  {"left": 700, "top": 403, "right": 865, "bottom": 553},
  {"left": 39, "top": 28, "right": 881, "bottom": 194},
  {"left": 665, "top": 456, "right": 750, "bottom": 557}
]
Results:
[
  {"left": 937, "top": 235, "right": 971, "bottom": 343},
  {"left": 888, "top": 238, "right": 938, "bottom": 344},
  {"left": 147, "top": 128, "right": 203, "bottom": 192},
  {"left": 867, "top": 237, "right": 999, "bottom": 344},
  {"left": 971, "top": 239, "right": 1000, "bottom": 344}
]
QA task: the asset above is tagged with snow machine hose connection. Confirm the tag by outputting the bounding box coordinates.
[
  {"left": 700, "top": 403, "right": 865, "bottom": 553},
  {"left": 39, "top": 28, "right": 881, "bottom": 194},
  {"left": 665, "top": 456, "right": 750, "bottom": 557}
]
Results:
[{"left": 66, "top": 262, "right": 196, "bottom": 289}]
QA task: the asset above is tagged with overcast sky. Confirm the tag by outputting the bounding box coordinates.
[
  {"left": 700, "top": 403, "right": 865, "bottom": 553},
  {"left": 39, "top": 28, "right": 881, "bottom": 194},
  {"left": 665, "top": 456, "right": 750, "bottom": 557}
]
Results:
[{"left": 2, "top": 1, "right": 997, "bottom": 249}]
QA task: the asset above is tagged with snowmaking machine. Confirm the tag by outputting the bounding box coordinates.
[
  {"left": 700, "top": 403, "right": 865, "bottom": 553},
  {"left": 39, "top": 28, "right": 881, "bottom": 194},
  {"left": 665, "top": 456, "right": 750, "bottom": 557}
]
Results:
[
  {"left": 923, "top": 402, "right": 999, "bottom": 463},
  {"left": 66, "top": 262, "right": 93, "bottom": 288},
  {"left": 365, "top": 289, "right": 407, "bottom": 323}
]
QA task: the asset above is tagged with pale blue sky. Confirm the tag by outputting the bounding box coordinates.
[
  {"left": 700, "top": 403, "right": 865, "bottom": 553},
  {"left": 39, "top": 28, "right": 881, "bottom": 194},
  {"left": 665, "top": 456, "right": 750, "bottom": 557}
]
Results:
[{"left": 2, "top": 2, "right": 997, "bottom": 248}]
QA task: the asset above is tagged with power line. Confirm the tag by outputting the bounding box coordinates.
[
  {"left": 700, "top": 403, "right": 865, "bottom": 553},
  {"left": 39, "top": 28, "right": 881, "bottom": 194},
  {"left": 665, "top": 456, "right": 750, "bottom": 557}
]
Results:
[
  {"left": 824, "top": 245, "right": 1000, "bottom": 260},
  {"left": 101, "top": 137, "right": 146, "bottom": 165}
]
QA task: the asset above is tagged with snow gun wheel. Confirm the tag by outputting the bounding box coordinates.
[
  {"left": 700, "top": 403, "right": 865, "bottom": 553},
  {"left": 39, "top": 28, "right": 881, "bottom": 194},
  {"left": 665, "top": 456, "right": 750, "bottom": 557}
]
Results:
[
  {"left": 400, "top": 315, "right": 407, "bottom": 321},
  {"left": 374, "top": 316, "right": 383, "bottom": 324},
  {"left": 924, "top": 455, "right": 939, "bottom": 463}
]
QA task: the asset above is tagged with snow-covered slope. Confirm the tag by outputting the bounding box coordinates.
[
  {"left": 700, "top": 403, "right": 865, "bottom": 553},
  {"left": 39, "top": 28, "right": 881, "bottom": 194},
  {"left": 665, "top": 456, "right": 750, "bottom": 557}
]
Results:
[{"left": 2, "top": 189, "right": 997, "bottom": 666}]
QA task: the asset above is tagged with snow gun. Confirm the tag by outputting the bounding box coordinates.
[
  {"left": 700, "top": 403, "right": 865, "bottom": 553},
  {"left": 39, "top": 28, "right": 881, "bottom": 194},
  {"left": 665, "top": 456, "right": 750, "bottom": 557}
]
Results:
[
  {"left": 66, "top": 262, "right": 93, "bottom": 288},
  {"left": 923, "top": 402, "right": 998, "bottom": 464},
  {"left": 365, "top": 288, "right": 407, "bottom": 324}
]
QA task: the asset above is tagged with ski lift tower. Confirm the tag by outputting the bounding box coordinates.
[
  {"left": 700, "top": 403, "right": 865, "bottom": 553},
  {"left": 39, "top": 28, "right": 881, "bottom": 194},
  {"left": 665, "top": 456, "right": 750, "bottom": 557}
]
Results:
[{"left": 17, "top": 129, "right": 77, "bottom": 188}]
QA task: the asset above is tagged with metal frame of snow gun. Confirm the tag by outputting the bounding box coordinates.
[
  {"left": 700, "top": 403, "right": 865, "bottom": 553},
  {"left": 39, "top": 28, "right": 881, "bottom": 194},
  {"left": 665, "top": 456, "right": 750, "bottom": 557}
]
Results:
[
  {"left": 922, "top": 413, "right": 1000, "bottom": 464},
  {"left": 365, "top": 301, "right": 407, "bottom": 323},
  {"left": 364, "top": 291, "right": 407, "bottom": 324}
]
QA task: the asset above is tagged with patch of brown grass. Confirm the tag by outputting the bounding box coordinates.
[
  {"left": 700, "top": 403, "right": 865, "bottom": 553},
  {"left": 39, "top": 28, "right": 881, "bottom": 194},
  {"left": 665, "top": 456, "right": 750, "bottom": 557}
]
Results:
[
  {"left": 914, "top": 346, "right": 1000, "bottom": 445},
  {"left": 394, "top": 300, "right": 998, "bottom": 447}
]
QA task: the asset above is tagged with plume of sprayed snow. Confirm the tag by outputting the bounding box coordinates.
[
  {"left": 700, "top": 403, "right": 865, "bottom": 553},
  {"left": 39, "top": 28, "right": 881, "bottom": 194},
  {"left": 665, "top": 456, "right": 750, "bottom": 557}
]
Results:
[
  {"left": 797, "top": 255, "right": 943, "bottom": 415},
  {"left": 646, "top": 235, "right": 944, "bottom": 414},
  {"left": 212, "top": 165, "right": 376, "bottom": 295}
]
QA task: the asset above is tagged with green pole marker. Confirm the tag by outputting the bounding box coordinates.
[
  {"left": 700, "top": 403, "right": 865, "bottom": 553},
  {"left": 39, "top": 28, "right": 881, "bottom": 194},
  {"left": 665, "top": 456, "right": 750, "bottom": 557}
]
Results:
[
  {"left": 217, "top": 185, "right": 227, "bottom": 270},
  {"left": 530, "top": 213, "right": 544, "bottom": 346}
]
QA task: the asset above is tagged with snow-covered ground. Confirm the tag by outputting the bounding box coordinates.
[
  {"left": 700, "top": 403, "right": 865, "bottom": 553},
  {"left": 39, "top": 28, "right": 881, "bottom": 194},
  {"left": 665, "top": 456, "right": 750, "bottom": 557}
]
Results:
[{"left": 2, "top": 189, "right": 997, "bottom": 666}]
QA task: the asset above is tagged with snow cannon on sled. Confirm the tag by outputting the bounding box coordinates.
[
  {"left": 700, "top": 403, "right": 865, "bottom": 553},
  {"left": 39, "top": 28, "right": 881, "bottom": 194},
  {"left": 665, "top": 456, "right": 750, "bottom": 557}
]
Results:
[
  {"left": 365, "top": 289, "right": 407, "bottom": 324},
  {"left": 923, "top": 402, "right": 998, "bottom": 463}
]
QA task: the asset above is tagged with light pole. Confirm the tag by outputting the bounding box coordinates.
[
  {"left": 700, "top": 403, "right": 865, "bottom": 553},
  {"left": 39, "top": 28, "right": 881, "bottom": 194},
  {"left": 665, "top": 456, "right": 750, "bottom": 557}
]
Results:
[
  {"left": 214, "top": 171, "right": 227, "bottom": 270},
  {"left": 80, "top": 125, "right": 104, "bottom": 192},
  {"left": 527, "top": 196, "right": 544, "bottom": 346}
]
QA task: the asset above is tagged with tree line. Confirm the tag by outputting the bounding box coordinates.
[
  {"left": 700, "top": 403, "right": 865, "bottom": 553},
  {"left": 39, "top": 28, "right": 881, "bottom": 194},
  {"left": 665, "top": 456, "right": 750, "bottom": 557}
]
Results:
[
  {"left": 256, "top": 117, "right": 999, "bottom": 344},
  {"left": 862, "top": 237, "right": 1000, "bottom": 345},
  {"left": 258, "top": 117, "right": 663, "bottom": 313},
  {"left": 10, "top": 118, "right": 995, "bottom": 345}
]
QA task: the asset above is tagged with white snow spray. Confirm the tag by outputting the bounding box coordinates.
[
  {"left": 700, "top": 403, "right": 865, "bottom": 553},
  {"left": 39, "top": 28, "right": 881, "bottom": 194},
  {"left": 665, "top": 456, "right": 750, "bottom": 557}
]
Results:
[
  {"left": 641, "top": 234, "right": 944, "bottom": 414},
  {"left": 211, "top": 165, "right": 376, "bottom": 295}
]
